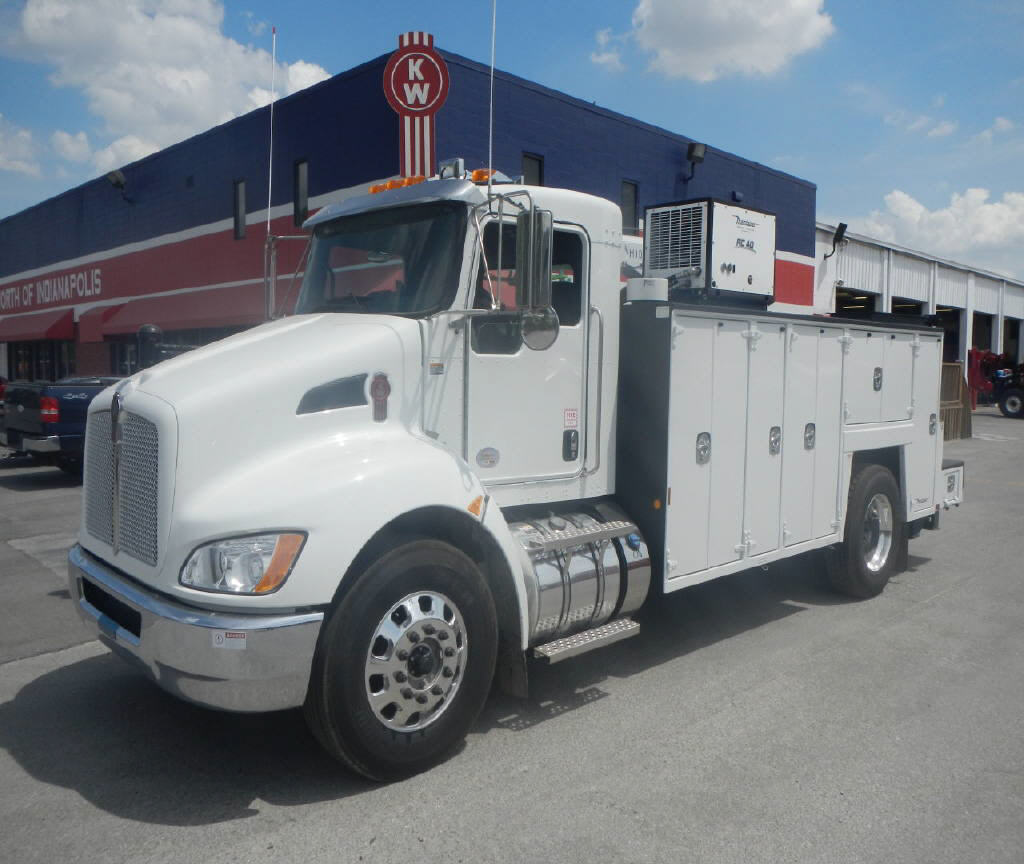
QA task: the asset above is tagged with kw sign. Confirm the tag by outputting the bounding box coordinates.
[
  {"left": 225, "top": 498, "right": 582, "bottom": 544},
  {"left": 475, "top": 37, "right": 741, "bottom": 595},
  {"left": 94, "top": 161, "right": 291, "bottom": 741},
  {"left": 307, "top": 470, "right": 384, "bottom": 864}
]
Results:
[{"left": 383, "top": 32, "right": 450, "bottom": 178}]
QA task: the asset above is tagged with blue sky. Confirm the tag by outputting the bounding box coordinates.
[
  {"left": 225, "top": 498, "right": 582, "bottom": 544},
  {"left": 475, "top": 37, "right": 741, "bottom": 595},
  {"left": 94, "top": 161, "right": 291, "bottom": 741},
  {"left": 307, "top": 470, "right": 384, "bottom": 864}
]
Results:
[{"left": 1, "top": 0, "right": 1022, "bottom": 276}]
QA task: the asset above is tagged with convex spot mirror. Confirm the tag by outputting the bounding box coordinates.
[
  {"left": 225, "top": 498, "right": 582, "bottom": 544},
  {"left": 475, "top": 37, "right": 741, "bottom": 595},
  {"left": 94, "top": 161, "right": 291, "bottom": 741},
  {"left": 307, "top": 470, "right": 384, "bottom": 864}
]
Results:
[{"left": 521, "top": 306, "right": 559, "bottom": 351}]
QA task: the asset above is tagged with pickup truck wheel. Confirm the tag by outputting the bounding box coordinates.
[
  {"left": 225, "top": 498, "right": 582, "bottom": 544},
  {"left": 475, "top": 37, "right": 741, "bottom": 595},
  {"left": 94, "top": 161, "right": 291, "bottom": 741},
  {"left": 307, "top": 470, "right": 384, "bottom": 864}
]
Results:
[
  {"left": 998, "top": 387, "right": 1024, "bottom": 419},
  {"left": 305, "top": 539, "right": 497, "bottom": 781},
  {"left": 55, "top": 456, "right": 83, "bottom": 479},
  {"left": 826, "top": 464, "right": 905, "bottom": 599}
]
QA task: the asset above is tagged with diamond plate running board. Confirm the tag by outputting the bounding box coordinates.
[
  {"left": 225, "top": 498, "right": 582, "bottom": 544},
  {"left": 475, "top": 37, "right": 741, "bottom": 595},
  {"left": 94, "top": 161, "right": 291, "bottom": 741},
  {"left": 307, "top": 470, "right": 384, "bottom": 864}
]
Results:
[{"left": 532, "top": 618, "right": 640, "bottom": 664}]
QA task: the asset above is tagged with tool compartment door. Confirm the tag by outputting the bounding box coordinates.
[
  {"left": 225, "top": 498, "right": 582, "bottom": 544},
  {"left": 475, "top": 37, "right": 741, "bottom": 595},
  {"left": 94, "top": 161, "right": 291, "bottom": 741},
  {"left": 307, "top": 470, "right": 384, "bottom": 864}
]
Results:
[
  {"left": 665, "top": 315, "right": 749, "bottom": 581},
  {"left": 665, "top": 315, "right": 715, "bottom": 577},
  {"left": 744, "top": 324, "right": 785, "bottom": 557},
  {"left": 781, "top": 325, "right": 820, "bottom": 547},
  {"left": 844, "top": 330, "right": 885, "bottom": 423}
]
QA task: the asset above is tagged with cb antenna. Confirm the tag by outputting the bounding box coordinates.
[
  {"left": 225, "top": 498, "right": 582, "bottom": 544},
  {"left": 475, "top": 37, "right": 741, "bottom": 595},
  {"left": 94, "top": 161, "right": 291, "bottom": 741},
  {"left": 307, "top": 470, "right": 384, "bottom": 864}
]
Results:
[{"left": 487, "top": 0, "right": 496, "bottom": 198}]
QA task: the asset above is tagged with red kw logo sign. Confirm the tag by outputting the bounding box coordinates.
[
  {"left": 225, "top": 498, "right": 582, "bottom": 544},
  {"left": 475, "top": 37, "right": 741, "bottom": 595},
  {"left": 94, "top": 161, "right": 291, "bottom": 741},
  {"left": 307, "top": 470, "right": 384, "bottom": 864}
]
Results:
[{"left": 383, "top": 32, "right": 450, "bottom": 177}]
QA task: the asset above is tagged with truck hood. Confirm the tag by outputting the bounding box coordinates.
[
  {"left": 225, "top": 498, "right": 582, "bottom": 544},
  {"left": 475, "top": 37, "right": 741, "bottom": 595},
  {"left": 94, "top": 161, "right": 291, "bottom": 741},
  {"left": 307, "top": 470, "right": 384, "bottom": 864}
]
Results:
[{"left": 127, "top": 312, "right": 422, "bottom": 503}]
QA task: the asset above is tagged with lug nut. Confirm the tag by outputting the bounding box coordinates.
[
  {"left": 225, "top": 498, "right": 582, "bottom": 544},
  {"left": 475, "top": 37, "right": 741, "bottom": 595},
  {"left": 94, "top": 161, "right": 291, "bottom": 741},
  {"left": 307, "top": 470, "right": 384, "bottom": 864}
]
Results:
[
  {"left": 442, "top": 667, "right": 454, "bottom": 678},
  {"left": 401, "top": 687, "right": 413, "bottom": 699},
  {"left": 416, "top": 693, "right": 428, "bottom": 704},
  {"left": 443, "top": 647, "right": 455, "bottom": 657},
  {"left": 397, "top": 649, "right": 409, "bottom": 661},
  {"left": 437, "top": 631, "right": 449, "bottom": 641},
  {"left": 431, "top": 685, "right": 443, "bottom": 696},
  {"left": 423, "top": 624, "right": 436, "bottom": 635},
  {"left": 407, "top": 631, "right": 420, "bottom": 643},
  {"left": 394, "top": 671, "right": 407, "bottom": 683}
]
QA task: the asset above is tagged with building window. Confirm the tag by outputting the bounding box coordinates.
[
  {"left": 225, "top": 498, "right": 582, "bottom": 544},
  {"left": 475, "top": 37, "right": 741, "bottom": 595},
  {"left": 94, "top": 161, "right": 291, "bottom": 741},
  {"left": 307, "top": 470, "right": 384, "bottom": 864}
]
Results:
[
  {"left": 233, "top": 179, "right": 246, "bottom": 240},
  {"left": 621, "top": 180, "right": 639, "bottom": 234},
  {"left": 293, "top": 159, "right": 309, "bottom": 227},
  {"left": 7, "top": 341, "right": 75, "bottom": 381},
  {"left": 522, "top": 153, "right": 543, "bottom": 186}
]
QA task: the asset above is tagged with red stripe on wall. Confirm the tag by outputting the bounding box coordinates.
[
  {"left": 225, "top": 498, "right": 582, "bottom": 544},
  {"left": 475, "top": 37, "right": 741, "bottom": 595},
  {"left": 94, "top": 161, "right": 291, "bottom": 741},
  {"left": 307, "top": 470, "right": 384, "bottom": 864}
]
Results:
[
  {"left": 774, "top": 259, "right": 815, "bottom": 306},
  {"left": 1, "top": 214, "right": 307, "bottom": 319}
]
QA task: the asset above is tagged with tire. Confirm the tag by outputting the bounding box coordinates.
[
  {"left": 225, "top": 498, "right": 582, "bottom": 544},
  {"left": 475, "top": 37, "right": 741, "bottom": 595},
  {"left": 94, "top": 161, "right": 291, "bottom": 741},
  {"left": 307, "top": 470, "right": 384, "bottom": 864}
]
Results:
[
  {"left": 826, "top": 463, "right": 905, "bottom": 599},
  {"left": 998, "top": 387, "right": 1024, "bottom": 419},
  {"left": 304, "top": 538, "right": 498, "bottom": 781},
  {"left": 56, "top": 456, "right": 83, "bottom": 479}
]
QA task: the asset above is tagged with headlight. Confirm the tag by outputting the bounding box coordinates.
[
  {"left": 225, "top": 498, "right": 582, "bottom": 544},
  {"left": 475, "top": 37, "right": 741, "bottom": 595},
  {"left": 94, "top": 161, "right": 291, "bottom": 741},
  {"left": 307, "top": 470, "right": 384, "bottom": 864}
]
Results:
[{"left": 180, "top": 533, "right": 306, "bottom": 594}]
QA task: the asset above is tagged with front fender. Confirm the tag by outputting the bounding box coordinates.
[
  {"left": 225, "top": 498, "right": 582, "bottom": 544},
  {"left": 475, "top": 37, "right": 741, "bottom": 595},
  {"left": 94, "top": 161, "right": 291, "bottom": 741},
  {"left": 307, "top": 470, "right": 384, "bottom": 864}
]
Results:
[{"left": 166, "top": 430, "right": 530, "bottom": 644}]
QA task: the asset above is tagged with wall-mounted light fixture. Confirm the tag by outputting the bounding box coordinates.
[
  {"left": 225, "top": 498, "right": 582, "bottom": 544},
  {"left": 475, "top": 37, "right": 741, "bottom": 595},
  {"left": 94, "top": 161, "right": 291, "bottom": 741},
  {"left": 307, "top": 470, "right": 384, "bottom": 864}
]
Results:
[
  {"left": 823, "top": 222, "right": 848, "bottom": 259},
  {"left": 105, "top": 169, "right": 134, "bottom": 203},
  {"left": 681, "top": 141, "right": 706, "bottom": 183}
]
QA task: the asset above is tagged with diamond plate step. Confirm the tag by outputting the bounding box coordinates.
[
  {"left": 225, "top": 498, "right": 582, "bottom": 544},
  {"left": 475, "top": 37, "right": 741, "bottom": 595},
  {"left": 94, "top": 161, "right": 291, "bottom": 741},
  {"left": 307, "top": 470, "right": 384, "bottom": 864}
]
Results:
[{"left": 532, "top": 618, "right": 640, "bottom": 664}]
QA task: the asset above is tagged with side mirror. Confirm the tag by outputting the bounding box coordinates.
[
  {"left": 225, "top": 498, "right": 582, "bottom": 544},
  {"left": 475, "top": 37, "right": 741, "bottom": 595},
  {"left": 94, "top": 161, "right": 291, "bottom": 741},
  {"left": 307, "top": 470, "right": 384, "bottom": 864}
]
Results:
[{"left": 514, "top": 207, "right": 553, "bottom": 309}]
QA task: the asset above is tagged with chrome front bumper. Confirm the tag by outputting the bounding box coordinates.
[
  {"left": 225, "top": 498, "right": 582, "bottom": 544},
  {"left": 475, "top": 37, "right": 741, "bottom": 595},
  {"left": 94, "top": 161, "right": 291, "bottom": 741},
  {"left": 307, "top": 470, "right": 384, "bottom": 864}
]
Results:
[{"left": 68, "top": 544, "right": 324, "bottom": 712}]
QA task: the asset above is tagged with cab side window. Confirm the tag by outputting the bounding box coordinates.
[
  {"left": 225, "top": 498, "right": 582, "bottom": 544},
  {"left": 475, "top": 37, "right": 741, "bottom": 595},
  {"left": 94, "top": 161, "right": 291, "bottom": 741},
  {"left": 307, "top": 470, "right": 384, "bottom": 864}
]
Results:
[{"left": 471, "top": 223, "right": 585, "bottom": 354}]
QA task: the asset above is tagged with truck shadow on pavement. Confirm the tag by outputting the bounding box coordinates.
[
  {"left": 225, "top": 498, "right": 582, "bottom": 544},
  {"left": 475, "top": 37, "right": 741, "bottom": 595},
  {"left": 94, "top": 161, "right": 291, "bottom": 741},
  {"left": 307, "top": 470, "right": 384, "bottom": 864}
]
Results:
[
  {"left": 0, "top": 468, "right": 81, "bottom": 491},
  {"left": 478, "top": 552, "right": 931, "bottom": 733},
  {"left": 0, "top": 552, "right": 932, "bottom": 823},
  {"left": 0, "top": 654, "right": 372, "bottom": 825}
]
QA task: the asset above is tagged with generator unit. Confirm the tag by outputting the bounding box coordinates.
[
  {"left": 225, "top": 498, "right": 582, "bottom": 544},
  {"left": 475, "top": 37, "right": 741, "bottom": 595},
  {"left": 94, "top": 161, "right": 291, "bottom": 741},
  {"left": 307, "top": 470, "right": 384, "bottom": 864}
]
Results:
[{"left": 644, "top": 199, "right": 776, "bottom": 301}]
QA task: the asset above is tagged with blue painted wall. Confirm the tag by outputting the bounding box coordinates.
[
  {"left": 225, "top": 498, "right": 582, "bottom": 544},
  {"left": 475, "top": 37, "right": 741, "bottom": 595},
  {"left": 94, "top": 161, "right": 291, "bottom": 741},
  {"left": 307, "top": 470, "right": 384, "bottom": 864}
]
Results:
[{"left": 0, "top": 50, "right": 815, "bottom": 280}]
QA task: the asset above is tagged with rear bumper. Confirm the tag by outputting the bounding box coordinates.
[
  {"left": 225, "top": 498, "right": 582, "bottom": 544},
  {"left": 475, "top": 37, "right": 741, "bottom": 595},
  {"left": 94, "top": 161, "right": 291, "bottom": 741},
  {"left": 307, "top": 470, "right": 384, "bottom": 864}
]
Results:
[
  {"left": 68, "top": 544, "right": 324, "bottom": 712},
  {"left": 0, "top": 430, "right": 66, "bottom": 453}
]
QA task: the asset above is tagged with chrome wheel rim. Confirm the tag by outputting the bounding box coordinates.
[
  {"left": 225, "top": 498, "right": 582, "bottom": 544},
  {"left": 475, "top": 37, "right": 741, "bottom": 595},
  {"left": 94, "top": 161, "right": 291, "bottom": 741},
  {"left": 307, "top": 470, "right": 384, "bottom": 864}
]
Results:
[
  {"left": 862, "top": 493, "right": 893, "bottom": 573},
  {"left": 1006, "top": 395, "right": 1023, "bottom": 415},
  {"left": 364, "top": 590, "right": 467, "bottom": 732}
]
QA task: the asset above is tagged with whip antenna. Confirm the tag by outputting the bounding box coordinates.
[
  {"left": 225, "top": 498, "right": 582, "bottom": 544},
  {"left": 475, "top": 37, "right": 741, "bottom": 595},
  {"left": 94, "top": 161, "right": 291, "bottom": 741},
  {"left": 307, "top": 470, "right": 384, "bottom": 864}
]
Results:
[
  {"left": 487, "top": 0, "right": 496, "bottom": 198},
  {"left": 266, "top": 25, "right": 277, "bottom": 234}
]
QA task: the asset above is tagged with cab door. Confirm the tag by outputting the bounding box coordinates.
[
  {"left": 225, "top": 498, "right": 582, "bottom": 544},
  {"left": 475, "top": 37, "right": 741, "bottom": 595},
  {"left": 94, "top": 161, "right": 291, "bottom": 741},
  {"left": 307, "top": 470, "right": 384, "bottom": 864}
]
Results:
[{"left": 465, "top": 222, "right": 589, "bottom": 483}]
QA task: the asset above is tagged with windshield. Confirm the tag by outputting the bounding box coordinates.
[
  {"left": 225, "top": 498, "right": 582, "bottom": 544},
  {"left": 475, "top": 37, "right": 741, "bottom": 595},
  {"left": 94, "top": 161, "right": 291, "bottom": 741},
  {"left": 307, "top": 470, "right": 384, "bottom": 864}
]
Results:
[{"left": 295, "top": 201, "right": 467, "bottom": 317}]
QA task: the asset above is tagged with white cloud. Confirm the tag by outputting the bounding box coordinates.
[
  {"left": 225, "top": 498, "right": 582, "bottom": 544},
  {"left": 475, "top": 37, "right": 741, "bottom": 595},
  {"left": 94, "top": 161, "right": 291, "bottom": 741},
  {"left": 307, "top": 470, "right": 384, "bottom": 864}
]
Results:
[
  {"left": 243, "top": 10, "right": 266, "bottom": 37},
  {"left": 0, "top": 114, "right": 40, "bottom": 176},
  {"left": 883, "top": 109, "right": 957, "bottom": 138},
  {"left": 629, "top": 0, "right": 834, "bottom": 82},
  {"left": 590, "top": 27, "right": 625, "bottom": 72},
  {"left": 856, "top": 188, "right": 1024, "bottom": 278},
  {"left": 10, "top": 0, "right": 330, "bottom": 172},
  {"left": 93, "top": 135, "right": 160, "bottom": 172},
  {"left": 926, "top": 120, "right": 957, "bottom": 138},
  {"left": 51, "top": 129, "right": 91, "bottom": 162},
  {"left": 974, "top": 116, "right": 1016, "bottom": 144}
]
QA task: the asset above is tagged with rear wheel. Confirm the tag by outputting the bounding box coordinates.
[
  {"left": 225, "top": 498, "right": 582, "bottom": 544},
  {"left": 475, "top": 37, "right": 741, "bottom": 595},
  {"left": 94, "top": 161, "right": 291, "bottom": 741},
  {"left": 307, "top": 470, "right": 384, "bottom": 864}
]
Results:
[
  {"left": 826, "top": 463, "right": 905, "bottom": 599},
  {"left": 305, "top": 539, "right": 497, "bottom": 781},
  {"left": 998, "top": 387, "right": 1024, "bottom": 419}
]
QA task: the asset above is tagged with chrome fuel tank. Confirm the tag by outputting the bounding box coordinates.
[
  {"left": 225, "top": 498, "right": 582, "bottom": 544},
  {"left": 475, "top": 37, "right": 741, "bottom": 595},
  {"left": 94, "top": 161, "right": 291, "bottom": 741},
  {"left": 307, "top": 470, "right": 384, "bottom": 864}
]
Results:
[{"left": 508, "top": 503, "right": 651, "bottom": 647}]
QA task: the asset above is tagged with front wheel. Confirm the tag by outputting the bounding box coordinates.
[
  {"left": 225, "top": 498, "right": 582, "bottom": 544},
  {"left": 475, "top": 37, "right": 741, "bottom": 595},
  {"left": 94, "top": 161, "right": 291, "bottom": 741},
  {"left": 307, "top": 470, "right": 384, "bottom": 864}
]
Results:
[
  {"left": 826, "top": 464, "right": 906, "bottom": 599},
  {"left": 998, "top": 387, "right": 1024, "bottom": 419},
  {"left": 305, "top": 539, "right": 497, "bottom": 781}
]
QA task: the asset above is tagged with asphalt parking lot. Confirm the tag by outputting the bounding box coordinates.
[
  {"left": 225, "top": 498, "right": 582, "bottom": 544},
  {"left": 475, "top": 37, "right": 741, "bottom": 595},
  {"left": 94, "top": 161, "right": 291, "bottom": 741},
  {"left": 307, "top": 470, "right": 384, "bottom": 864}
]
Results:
[{"left": 1, "top": 410, "right": 1022, "bottom": 864}]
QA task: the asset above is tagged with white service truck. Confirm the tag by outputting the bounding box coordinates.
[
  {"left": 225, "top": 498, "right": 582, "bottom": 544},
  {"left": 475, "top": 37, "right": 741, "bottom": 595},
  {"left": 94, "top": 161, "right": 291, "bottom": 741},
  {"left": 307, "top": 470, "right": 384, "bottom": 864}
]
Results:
[{"left": 69, "top": 171, "right": 964, "bottom": 780}]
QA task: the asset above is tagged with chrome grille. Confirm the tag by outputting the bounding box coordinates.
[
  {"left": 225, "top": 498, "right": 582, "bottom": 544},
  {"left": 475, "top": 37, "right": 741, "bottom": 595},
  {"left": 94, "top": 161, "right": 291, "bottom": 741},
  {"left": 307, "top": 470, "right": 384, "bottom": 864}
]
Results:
[
  {"left": 84, "top": 412, "right": 114, "bottom": 546},
  {"left": 83, "top": 408, "right": 160, "bottom": 567},
  {"left": 645, "top": 203, "right": 705, "bottom": 274},
  {"left": 118, "top": 414, "right": 160, "bottom": 566}
]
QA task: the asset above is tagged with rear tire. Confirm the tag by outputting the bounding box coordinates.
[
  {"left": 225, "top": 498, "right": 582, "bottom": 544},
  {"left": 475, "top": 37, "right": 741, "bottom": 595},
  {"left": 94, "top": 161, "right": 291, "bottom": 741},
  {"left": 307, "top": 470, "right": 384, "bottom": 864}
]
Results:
[
  {"left": 826, "top": 463, "right": 905, "bottom": 599},
  {"left": 998, "top": 387, "right": 1024, "bottom": 419},
  {"left": 305, "top": 539, "right": 497, "bottom": 781},
  {"left": 56, "top": 456, "right": 83, "bottom": 479}
]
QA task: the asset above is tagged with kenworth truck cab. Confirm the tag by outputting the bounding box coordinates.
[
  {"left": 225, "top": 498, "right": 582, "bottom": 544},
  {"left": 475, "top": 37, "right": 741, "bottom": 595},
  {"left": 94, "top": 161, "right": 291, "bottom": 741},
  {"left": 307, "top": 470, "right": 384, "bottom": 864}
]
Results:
[{"left": 69, "top": 172, "right": 963, "bottom": 780}]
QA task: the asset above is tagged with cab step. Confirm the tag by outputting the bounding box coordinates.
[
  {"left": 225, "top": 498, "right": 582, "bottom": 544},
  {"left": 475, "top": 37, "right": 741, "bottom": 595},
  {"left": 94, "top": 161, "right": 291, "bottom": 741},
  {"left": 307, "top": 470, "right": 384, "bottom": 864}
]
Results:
[{"left": 532, "top": 618, "right": 640, "bottom": 664}]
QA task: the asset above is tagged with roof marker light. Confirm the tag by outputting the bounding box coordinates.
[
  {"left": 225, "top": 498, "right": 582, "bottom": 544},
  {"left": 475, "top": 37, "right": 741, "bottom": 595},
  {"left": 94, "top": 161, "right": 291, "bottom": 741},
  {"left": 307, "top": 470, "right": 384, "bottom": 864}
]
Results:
[{"left": 471, "top": 168, "right": 495, "bottom": 183}]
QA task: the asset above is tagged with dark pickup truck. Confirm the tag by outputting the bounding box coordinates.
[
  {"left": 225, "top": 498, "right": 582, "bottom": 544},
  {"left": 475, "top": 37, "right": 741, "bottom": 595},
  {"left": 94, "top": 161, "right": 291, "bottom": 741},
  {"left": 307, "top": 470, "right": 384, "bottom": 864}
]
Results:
[{"left": 1, "top": 377, "right": 120, "bottom": 475}]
